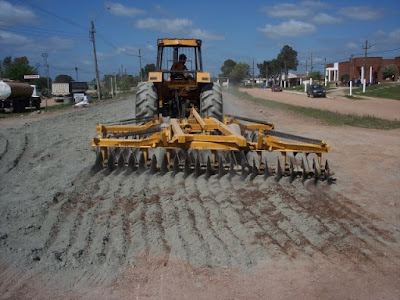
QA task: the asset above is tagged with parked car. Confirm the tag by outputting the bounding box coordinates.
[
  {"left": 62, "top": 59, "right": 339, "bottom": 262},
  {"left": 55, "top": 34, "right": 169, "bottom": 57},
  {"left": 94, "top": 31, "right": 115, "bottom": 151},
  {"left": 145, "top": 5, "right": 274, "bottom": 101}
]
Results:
[
  {"left": 271, "top": 84, "right": 282, "bottom": 92},
  {"left": 307, "top": 84, "right": 326, "bottom": 97}
]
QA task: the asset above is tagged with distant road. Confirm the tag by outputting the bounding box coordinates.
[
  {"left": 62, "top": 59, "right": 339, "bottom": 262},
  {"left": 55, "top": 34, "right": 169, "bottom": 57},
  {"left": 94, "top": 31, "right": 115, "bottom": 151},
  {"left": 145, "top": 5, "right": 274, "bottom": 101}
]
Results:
[{"left": 241, "top": 88, "right": 400, "bottom": 121}]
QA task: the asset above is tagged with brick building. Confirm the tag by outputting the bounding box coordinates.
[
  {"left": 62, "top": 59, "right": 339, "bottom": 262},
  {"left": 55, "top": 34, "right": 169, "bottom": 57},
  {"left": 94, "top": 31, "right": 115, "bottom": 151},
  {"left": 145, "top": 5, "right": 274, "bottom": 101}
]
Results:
[{"left": 326, "top": 56, "right": 400, "bottom": 84}]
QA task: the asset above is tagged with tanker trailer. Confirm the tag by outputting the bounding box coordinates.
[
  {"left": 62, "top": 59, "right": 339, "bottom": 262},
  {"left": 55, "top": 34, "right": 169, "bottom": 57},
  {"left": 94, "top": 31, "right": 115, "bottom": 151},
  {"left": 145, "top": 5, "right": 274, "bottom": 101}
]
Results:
[{"left": 0, "top": 80, "right": 41, "bottom": 113}]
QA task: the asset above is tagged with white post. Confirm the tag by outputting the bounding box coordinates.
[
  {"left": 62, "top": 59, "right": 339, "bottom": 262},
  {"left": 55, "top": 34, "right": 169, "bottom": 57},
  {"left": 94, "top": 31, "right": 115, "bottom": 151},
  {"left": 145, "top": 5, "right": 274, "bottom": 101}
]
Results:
[
  {"left": 310, "top": 78, "right": 313, "bottom": 85},
  {"left": 361, "top": 66, "right": 364, "bottom": 82},
  {"left": 362, "top": 79, "right": 366, "bottom": 93},
  {"left": 369, "top": 66, "right": 373, "bottom": 84},
  {"left": 304, "top": 82, "right": 307, "bottom": 93},
  {"left": 349, "top": 81, "right": 352, "bottom": 96}
]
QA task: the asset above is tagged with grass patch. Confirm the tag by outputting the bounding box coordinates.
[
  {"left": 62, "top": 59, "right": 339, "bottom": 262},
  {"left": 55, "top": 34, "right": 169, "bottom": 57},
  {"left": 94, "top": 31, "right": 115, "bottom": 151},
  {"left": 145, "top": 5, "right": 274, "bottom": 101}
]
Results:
[
  {"left": 353, "top": 82, "right": 400, "bottom": 100},
  {"left": 229, "top": 88, "right": 400, "bottom": 130}
]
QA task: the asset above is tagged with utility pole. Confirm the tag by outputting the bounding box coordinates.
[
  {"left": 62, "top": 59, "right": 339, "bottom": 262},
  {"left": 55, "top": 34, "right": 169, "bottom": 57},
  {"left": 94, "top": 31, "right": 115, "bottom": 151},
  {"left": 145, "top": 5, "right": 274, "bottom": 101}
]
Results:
[
  {"left": 75, "top": 67, "right": 78, "bottom": 81},
  {"left": 362, "top": 40, "right": 371, "bottom": 83},
  {"left": 90, "top": 20, "right": 101, "bottom": 100},
  {"left": 138, "top": 49, "right": 143, "bottom": 81},
  {"left": 265, "top": 64, "right": 268, "bottom": 87},
  {"left": 42, "top": 53, "right": 49, "bottom": 107},
  {"left": 323, "top": 57, "right": 327, "bottom": 86},
  {"left": 252, "top": 59, "right": 255, "bottom": 86},
  {"left": 305, "top": 59, "right": 308, "bottom": 76},
  {"left": 310, "top": 53, "right": 313, "bottom": 73}
]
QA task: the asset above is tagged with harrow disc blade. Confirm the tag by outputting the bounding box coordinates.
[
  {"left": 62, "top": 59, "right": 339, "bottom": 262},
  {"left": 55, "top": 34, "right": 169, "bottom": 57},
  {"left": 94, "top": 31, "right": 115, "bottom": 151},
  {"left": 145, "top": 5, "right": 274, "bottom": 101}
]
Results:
[
  {"left": 264, "top": 157, "right": 271, "bottom": 179},
  {"left": 250, "top": 159, "right": 258, "bottom": 181},
  {"left": 289, "top": 160, "right": 295, "bottom": 183},
  {"left": 138, "top": 152, "right": 146, "bottom": 173},
  {"left": 184, "top": 152, "right": 191, "bottom": 177},
  {"left": 301, "top": 158, "right": 308, "bottom": 182},
  {"left": 276, "top": 157, "right": 283, "bottom": 182},
  {"left": 92, "top": 151, "right": 103, "bottom": 174},
  {"left": 117, "top": 153, "right": 125, "bottom": 169},
  {"left": 194, "top": 154, "right": 201, "bottom": 178},
  {"left": 160, "top": 154, "right": 168, "bottom": 176},
  {"left": 127, "top": 153, "right": 137, "bottom": 174},
  {"left": 313, "top": 158, "right": 320, "bottom": 184},
  {"left": 205, "top": 156, "right": 213, "bottom": 179},
  {"left": 150, "top": 154, "right": 157, "bottom": 174},
  {"left": 218, "top": 156, "right": 225, "bottom": 178},
  {"left": 107, "top": 151, "right": 116, "bottom": 173},
  {"left": 172, "top": 155, "right": 180, "bottom": 176}
]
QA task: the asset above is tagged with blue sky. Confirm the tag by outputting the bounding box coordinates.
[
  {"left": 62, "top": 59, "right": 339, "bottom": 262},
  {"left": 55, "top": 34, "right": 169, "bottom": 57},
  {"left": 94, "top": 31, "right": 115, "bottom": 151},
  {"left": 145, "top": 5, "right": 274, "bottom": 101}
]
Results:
[{"left": 1, "top": 0, "right": 399, "bottom": 81}]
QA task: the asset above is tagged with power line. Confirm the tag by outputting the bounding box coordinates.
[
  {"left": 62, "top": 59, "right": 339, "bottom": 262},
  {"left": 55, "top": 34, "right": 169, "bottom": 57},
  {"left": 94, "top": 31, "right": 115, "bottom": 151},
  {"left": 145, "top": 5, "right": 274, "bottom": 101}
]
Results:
[
  {"left": 18, "top": 0, "right": 88, "bottom": 32},
  {"left": 0, "top": 24, "right": 86, "bottom": 38}
]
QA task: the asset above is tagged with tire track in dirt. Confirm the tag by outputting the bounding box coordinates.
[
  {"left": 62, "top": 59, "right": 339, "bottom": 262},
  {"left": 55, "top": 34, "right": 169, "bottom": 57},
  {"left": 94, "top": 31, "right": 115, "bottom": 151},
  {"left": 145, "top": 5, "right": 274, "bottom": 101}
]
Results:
[
  {"left": 221, "top": 177, "right": 301, "bottom": 260},
  {"left": 153, "top": 174, "right": 189, "bottom": 265},
  {"left": 196, "top": 175, "right": 255, "bottom": 268},
  {"left": 184, "top": 175, "right": 231, "bottom": 267},
  {"left": 124, "top": 172, "right": 150, "bottom": 264},
  {"left": 169, "top": 174, "right": 208, "bottom": 266}
]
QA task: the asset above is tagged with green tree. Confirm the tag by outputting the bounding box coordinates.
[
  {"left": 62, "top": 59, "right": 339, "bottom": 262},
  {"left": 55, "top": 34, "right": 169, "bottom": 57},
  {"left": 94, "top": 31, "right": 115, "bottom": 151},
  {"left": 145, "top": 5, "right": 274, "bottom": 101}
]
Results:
[
  {"left": 54, "top": 74, "right": 74, "bottom": 83},
  {"left": 277, "top": 45, "right": 298, "bottom": 75},
  {"left": 309, "top": 71, "right": 323, "bottom": 82},
  {"left": 220, "top": 59, "right": 237, "bottom": 78},
  {"left": 257, "top": 59, "right": 281, "bottom": 80},
  {"left": 141, "top": 63, "right": 156, "bottom": 80},
  {"left": 2, "top": 56, "right": 37, "bottom": 81},
  {"left": 340, "top": 73, "right": 350, "bottom": 83},
  {"left": 230, "top": 62, "right": 250, "bottom": 84},
  {"left": 120, "top": 75, "right": 134, "bottom": 91},
  {"left": 382, "top": 64, "right": 398, "bottom": 80}
]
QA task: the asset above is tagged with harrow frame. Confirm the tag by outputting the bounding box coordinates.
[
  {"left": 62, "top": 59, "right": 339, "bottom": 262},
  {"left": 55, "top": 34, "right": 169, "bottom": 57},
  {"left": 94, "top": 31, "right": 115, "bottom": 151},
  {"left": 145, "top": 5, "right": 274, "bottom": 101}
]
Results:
[{"left": 91, "top": 108, "right": 332, "bottom": 181}]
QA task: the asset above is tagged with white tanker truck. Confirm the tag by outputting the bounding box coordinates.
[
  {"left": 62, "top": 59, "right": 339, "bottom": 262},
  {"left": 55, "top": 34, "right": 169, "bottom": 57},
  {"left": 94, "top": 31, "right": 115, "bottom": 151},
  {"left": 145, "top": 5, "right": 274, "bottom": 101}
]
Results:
[{"left": 0, "top": 80, "right": 41, "bottom": 113}]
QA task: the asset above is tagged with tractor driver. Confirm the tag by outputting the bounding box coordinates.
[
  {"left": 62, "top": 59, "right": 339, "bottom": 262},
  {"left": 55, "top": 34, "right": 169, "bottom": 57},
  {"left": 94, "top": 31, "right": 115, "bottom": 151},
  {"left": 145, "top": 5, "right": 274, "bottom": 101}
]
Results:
[{"left": 171, "top": 54, "right": 190, "bottom": 79}]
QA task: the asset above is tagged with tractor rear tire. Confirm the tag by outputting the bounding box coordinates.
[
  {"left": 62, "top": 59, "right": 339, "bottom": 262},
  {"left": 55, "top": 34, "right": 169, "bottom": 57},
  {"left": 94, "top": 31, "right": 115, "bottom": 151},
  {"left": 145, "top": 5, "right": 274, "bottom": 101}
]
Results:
[
  {"left": 135, "top": 82, "right": 158, "bottom": 119},
  {"left": 200, "top": 82, "right": 223, "bottom": 121}
]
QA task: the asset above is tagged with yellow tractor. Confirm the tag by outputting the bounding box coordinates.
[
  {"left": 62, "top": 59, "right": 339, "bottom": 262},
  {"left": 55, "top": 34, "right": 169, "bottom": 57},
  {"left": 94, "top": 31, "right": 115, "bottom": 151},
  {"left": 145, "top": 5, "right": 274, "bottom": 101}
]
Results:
[
  {"left": 91, "top": 38, "right": 333, "bottom": 182},
  {"left": 135, "top": 38, "right": 222, "bottom": 120}
]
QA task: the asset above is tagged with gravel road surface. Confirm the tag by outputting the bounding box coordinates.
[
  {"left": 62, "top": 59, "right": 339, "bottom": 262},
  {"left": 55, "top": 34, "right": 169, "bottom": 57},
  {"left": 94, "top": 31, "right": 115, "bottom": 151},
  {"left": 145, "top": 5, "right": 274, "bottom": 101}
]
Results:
[{"left": 0, "top": 91, "right": 399, "bottom": 299}]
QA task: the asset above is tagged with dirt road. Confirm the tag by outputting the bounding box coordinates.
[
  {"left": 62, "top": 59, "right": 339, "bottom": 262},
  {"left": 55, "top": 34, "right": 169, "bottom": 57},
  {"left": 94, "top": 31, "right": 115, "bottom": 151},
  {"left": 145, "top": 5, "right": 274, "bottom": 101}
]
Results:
[
  {"left": 0, "top": 91, "right": 399, "bottom": 299},
  {"left": 242, "top": 87, "right": 400, "bottom": 120}
]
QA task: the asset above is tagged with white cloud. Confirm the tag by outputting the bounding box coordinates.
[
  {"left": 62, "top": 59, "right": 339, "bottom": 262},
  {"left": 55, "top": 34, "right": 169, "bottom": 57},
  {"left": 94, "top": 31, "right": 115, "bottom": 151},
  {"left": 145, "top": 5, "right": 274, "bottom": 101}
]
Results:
[
  {"left": 0, "top": 1, "right": 36, "bottom": 25},
  {"left": 258, "top": 20, "right": 316, "bottom": 38},
  {"left": 0, "top": 30, "right": 31, "bottom": 45},
  {"left": 260, "top": 4, "right": 311, "bottom": 18},
  {"left": 115, "top": 46, "right": 139, "bottom": 56},
  {"left": 338, "top": 6, "right": 384, "bottom": 21},
  {"left": 134, "top": 18, "right": 225, "bottom": 41},
  {"left": 107, "top": 2, "right": 145, "bottom": 17},
  {"left": 45, "top": 36, "right": 75, "bottom": 51},
  {"left": 301, "top": 1, "right": 327, "bottom": 8},
  {"left": 312, "top": 13, "right": 342, "bottom": 24},
  {"left": 0, "top": 30, "right": 75, "bottom": 53},
  {"left": 153, "top": 4, "right": 169, "bottom": 16},
  {"left": 373, "top": 28, "right": 400, "bottom": 43},
  {"left": 189, "top": 28, "right": 225, "bottom": 41},
  {"left": 345, "top": 42, "right": 359, "bottom": 50},
  {"left": 135, "top": 18, "right": 193, "bottom": 33}
]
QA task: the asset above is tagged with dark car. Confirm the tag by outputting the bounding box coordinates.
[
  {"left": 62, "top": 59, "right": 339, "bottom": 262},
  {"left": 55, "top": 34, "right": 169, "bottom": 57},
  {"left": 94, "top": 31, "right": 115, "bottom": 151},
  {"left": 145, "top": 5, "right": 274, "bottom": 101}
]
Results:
[
  {"left": 271, "top": 84, "right": 282, "bottom": 92},
  {"left": 307, "top": 84, "right": 326, "bottom": 97}
]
